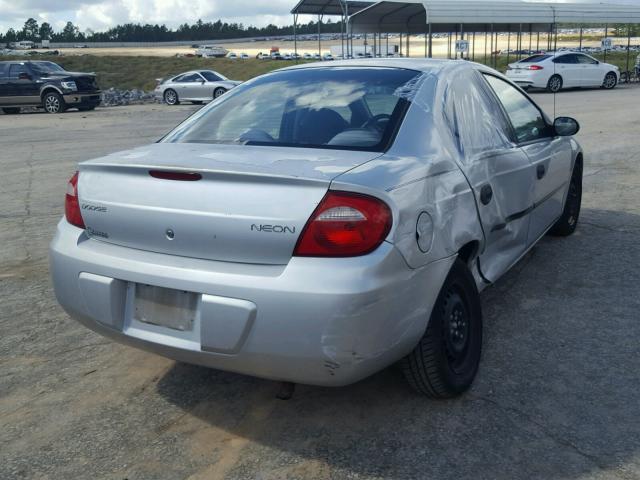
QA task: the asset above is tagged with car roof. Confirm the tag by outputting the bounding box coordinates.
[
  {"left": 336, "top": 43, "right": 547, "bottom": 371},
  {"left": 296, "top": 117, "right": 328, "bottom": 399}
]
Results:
[{"left": 280, "top": 57, "right": 487, "bottom": 75}]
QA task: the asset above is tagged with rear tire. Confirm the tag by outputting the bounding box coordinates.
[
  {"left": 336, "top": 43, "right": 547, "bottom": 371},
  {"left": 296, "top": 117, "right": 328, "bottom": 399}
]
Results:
[
  {"left": 400, "top": 258, "right": 482, "bottom": 398},
  {"left": 602, "top": 72, "right": 618, "bottom": 89},
  {"left": 549, "top": 160, "right": 582, "bottom": 237},
  {"left": 213, "top": 87, "right": 227, "bottom": 99},
  {"left": 547, "top": 74, "right": 563, "bottom": 93},
  {"left": 43, "top": 91, "right": 66, "bottom": 114},
  {"left": 2, "top": 107, "right": 20, "bottom": 114},
  {"left": 164, "top": 89, "right": 179, "bottom": 105}
]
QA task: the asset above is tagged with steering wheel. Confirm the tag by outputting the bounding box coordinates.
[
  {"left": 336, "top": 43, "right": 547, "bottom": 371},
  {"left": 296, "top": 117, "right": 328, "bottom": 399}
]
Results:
[{"left": 361, "top": 113, "right": 392, "bottom": 131}]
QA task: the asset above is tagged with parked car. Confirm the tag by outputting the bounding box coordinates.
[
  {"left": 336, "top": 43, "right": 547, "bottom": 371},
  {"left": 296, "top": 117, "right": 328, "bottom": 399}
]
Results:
[
  {"left": 0, "top": 60, "right": 101, "bottom": 114},
  {"left": 154, "top": 70, "right": 241, "bottom": 105},
  {"left": 323, "top": 53, "right": 334, "bottom": 61},
  {"left": 240, "top": 53, "right": 249, "bottom": 60},
  {"left": 303, "top": 53, "right": 312, "bottom": 60},
  {"left": 506, "top": 51, "right": 620, "bottom": 92},
  {"left": 227, "top": 52, "right": 238, "bottom": 60},
  {"left": 51, "top": 59, "right": 583, "bottom": 397}
]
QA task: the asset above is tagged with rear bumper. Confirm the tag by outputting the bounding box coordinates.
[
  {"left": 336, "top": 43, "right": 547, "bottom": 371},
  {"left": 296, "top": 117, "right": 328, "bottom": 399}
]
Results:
[
  {"left": 63, "top": 92, "right": 101, "bottom": 107},
  {"left": 50, "top": 219, "right": 454, "bottom": 386},
  {"left": 506, "top": 71, "right": 548, "bottom": 88}
]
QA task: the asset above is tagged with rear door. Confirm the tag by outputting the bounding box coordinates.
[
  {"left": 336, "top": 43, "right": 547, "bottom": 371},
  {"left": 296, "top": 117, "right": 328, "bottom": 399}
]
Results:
[
  {"left": 450, "top": 70, "right": 536, "bottom": 282},
  {"left": 0, "top": 64, "right": 9, "bottom": 103},
  {"left": 7, "top": 63, "right": 39, "bottom": 105},
  {"left": 482, "top": 74, "right": 573, "bottom": 245}
]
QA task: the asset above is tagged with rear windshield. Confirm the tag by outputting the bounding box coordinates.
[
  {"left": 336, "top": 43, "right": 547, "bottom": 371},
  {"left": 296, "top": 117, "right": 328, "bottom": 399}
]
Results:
[
  {"left": 162, "top": 67, "right": 423, "bottom": 152},
  {"left": 518, "top": 54, "right": 551, "bottom": 63}
]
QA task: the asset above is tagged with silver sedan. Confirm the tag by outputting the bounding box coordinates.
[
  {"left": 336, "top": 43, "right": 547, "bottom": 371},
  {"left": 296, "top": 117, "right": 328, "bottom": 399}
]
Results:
[
  {"left": 51, "top": 59, "right": 583, "bottom": 397},
  {"left": 154, "top": 69, "right": 241, "bottom": 105}
]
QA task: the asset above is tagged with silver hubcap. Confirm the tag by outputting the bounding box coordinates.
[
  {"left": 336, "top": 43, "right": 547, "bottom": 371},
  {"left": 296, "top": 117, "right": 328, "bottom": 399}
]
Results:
[
  {"left": 604, "top": 75, "right": 616, "bottom": 88},
  {"left": 550, "top": 77, "right": 561, "bottom": 91},
  {"left": 214, "top": 89, "right": 225, "bottom": 98},
  {"left": 45, "top": 96, "right": 59, "bottom": 113},
  {"left": 166, "top": 91, "right": 176, "bottom": 104}
]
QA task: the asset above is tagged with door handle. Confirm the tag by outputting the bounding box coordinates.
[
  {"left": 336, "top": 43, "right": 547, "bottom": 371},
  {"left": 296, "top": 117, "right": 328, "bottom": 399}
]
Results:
[
  {"left": 480, "top": 184, "right": 493, "bottom": 205},
  {"left": 537, "top": 164, "right": 546, "bottom": 179}
]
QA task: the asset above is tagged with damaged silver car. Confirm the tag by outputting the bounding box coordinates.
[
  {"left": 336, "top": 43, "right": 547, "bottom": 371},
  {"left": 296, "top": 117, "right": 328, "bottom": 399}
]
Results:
[{"left": 50, "top": 59, "right": 583, "bottom": 397}]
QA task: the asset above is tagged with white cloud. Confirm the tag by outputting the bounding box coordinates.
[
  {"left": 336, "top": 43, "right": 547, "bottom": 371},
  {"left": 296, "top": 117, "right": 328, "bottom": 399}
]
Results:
[{"left": 0, "top": 0, "right": 297, "bottom": 33}]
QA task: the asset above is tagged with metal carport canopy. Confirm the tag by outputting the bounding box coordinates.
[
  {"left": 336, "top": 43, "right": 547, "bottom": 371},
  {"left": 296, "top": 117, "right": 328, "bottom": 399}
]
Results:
[
  {"left": 291, "top": 0, "right": 375, "bottom": 15},
  {"left": 349, "top": 0, "right": 640, "bottom": 34}
]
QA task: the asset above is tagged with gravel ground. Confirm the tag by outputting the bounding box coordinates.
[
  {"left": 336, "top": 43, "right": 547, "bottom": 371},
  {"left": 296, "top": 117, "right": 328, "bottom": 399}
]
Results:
[{"left": 1, "top": 85, "right": 639, "bottom": 480}]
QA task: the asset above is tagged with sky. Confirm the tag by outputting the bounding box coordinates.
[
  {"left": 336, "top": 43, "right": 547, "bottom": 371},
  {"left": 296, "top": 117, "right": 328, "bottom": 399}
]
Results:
[
  {"left": 2, "top": 0, "right": 639, "bottom": 34},
  {"left": 0, "top": 0, "right": 298, "bottom": 33}
]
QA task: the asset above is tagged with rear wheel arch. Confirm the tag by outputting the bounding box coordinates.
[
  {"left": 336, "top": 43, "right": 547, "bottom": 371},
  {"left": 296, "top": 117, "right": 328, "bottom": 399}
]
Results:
[{"left": 457, "top": 240, "right": 480, "bottom": 268}]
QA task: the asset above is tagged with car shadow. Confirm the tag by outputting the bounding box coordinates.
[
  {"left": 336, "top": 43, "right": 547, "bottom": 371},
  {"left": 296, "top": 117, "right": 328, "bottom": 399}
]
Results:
[{"left": 156, "top": 207, "right": 640, "bottom": 479}]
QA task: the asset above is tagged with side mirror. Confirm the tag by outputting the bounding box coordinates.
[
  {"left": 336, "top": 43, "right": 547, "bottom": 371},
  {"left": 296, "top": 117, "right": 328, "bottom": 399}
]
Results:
[
  {"left": 18, "top": 72, "right": 31, "bottom": 80},
  {"left": 554, "top": 117, "right": 580, "bottom": 136}
]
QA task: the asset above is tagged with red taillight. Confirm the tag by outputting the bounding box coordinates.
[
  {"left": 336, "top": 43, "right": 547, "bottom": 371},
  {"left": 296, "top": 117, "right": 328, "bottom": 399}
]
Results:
[
  {"left": 65, "top": 171, "right": 85, "bottom": 229},
  {"left": 528, "top": 65, "right": 544, "bottom": 70},
  {"left": 293, "top": 191, "right": 392, "bottom": 257}
]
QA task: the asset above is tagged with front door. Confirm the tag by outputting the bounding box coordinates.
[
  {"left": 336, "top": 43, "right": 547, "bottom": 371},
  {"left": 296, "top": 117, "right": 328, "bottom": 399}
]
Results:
[{"left": 576, "top": 54, "right": 604, "bottom": 87}]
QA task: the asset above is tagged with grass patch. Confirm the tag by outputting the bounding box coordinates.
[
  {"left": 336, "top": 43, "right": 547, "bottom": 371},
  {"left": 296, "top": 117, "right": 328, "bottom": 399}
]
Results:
[
  {"left": 1, "top": 52, "right": 637, "bottom": 91},
  {"left": 0, "top": 56, "right": 308, "bottom": 91}
]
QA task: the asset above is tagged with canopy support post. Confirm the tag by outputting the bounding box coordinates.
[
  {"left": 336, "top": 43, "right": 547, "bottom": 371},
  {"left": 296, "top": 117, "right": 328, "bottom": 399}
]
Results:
[
  {"left": 625, "top": 24, "right": 632, "bottom": 83},
  {"left": 318, "top": 14, "right": 322, "bottom": 57},
  {"left": 472, "top": 31, "right": 476, "bottom": 61},
  {"left": 406, "top": 32, "right": 410, "bottom": 58},
  {"left": 428, "top": 23, "right": 433, "bottom": 58},
  {"left": 484, "top": 26, "right": 488, "bottom": 65},
  {"left": 604, "top": 23, "right": 608, "bottom": 62},
  {"left": 507, "top": 26, "right": 511, "bottom": 66},
  {"left": 579, "top": 26, "right": 583, "bottom": 51},
  {"left": 399, "top": 32, "right": 403, "bottom": 57},
  {"left": 293, "top": 13, "right": 298, "bottom": 60}
]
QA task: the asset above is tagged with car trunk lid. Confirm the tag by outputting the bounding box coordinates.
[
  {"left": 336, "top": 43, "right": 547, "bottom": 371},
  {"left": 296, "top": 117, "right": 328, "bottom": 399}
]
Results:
[{"left": 77, "top": 143, "right": 381, "bottom": 265}]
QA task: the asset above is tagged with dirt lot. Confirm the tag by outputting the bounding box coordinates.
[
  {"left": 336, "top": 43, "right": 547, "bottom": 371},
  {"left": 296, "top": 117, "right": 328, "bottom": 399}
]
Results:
[
  {"left": 55, "top": 35, "right": 638, "bottom": 58},
  {"left": 1, "top": 85, "right": 640, "bottom": 480}
]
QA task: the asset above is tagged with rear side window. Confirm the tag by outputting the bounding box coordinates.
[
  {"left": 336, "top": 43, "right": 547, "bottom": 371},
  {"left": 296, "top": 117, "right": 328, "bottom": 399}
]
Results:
[
  {"left": 519, "top": 54, "right": 551, "bottom": 63},
  {"left": 483, "top": 74, "right": 549, "bottom": 144},
  {"left": 8, "top": 64, "right": 28, "bottom": 78},
  {"left": 162, "top": 67, "right": 424, "bottom": 152},
  {"left": 178, "top": 73, "right": 202, "bottom": 83}
]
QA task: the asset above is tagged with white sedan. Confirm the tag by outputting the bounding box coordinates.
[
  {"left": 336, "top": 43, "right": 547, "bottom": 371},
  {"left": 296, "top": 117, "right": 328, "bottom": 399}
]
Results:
[
  {"left": 506, "top": 52, "right": 619, "bottom": 92},
  {"left": 155, "top": 70, "right": 241, "bottom": 105}
]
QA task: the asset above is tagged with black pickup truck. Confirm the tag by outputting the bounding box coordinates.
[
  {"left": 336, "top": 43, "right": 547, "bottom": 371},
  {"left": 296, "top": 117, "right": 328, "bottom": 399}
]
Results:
[{"left": 0, "top": 60, "right": 101, "bottom": 114}]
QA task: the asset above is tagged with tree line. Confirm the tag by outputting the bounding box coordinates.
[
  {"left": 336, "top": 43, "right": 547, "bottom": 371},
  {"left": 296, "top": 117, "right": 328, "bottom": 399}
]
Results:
[
  {"left": 1, "top": 17, "right": 344, "bottom": 44},
  {"left": 2, "top": 18, "right": 637, "bottom": 44}
]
